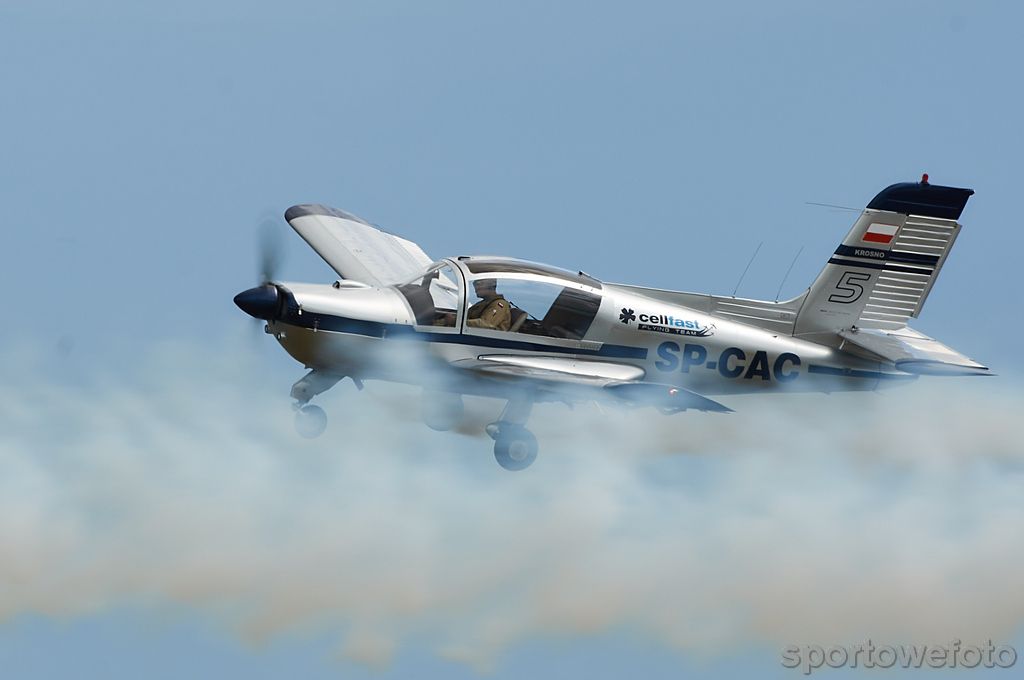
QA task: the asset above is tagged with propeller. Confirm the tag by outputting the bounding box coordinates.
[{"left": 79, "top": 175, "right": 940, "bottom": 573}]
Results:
[
  {"left": 258, "top": 215, "right": 284, "bottom": 284},
  {"left": 235, "top": 214, "right": 288, "bottom": 330}
]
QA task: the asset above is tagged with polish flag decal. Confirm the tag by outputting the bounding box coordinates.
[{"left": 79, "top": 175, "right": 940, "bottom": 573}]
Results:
[{"left": 863, "top": 223, "right": 899, "bottom": 244}]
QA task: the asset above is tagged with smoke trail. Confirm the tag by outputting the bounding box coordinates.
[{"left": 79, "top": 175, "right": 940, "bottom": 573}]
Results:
[{"left": 0, "top": 338, "right": 1022, "bottom": 668}]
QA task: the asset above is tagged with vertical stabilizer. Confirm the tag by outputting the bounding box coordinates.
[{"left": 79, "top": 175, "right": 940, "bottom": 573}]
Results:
[{"left": 794, "top": 178, "right": 973, "bottom": 337}]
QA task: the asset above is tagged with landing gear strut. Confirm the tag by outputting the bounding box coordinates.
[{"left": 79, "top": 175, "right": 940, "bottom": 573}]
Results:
[
  {"left": 486, "top": 395, "right": 538, "bottom": 471},
  {"left": 289, "top": 370, "right": 344, "bottom": 439}
]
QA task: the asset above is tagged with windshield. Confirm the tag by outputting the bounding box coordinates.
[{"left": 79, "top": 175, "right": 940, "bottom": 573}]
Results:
[{"left": 396, "top": 263, "right": 460, "bottom": 327}]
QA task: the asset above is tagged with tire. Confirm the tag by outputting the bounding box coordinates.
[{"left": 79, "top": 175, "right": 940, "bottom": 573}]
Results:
[
  {"left": 493, "top": 428, "right": 538, "bottom": 471},
  {"left": 294, "top": 404, "right": 327, "bottom": 439}
]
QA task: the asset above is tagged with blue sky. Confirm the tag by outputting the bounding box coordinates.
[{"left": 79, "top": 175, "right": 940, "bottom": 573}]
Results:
[{"left": 2, "top": 1, "right": 1023, "bottom": 678}]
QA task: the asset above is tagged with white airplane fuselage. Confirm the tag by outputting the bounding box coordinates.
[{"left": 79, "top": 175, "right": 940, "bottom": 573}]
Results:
[{"left": 267, "top": 271, "right": 914, "bottom": 401}]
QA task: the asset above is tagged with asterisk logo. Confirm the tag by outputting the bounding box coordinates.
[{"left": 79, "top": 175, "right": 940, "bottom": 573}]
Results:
[{"left": 619, "top": 308, "right": 636, "bottom": 324}]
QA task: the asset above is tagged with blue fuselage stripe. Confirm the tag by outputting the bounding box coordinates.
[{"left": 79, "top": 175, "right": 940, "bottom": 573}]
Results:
[
  {"left": 282, "top": 309, "right": 650, "bottom": 360},
  {"left": 279, "top": 311, "right": 915, "bottom": 381}
]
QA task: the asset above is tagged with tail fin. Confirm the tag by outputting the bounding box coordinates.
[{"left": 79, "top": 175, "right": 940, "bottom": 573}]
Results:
[{"left": 794, "top": 177, "right": 974, "bottom": 337}]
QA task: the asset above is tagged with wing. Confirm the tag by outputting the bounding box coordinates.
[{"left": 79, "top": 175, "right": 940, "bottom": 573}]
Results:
[
  {"left": 284, "top": 204, "right": 433, "bottom": 287},
  {"left": 469, "top": 354, "right": 646, "bottom": 386},
  {"left": 839, "top": 327, "right": 990, "bottom": 376},
  {"left": 463, "top": 355, "right": 732, "bottom": 412}
]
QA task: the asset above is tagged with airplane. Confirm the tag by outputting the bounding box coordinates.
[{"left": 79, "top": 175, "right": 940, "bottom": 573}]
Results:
[{"left": 235, "top": 175, "right": 989, "bottom": 470}]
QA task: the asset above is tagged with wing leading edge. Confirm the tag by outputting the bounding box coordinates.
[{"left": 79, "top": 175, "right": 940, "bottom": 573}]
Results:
[{"left": 465, "top": 355, "right": 732, "bottom": 412}]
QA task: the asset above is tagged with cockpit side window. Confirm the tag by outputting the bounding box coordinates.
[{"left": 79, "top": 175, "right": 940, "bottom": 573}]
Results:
[
  {"left": 541, "top": 287, "right": 601, "bottom": 339},
  {"left": 465, "top": 277, "right": 601, "bottom": 340},
  {"left": 397, "top": 264, "right": 460, "bottom": 327}
]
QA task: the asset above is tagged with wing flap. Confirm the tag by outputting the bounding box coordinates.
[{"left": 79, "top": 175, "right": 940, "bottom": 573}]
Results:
[
  {"left": 839, "top": 327, "right": 989, "bottom": 376},
  {"left": 285, "top": 204, "right": 432, "bottom": 287}
]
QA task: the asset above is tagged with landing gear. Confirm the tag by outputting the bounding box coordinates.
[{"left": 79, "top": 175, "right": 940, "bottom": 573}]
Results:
[
  {"left": 486, "top": 394, "right": 538, "bottom": 471},
  {"left": 290, "top": 370, "right": 342, "bottom": 403},
  {"left": 491, "top": 424, "right": 538, "bottom": 471},
  {"left": 294, "top": 404, "right": 327, "bottom": 438},
  {"left": 290, "top": 370, "right": 345, "bottom": 439}
]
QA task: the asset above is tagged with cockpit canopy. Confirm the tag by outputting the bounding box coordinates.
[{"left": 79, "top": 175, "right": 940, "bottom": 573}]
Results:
[
  {"left": 396, "top": 257, "right": 603, "bottom": 341},
  {"left": 459, "top": 257, "right": 602, "bottom": 289}
]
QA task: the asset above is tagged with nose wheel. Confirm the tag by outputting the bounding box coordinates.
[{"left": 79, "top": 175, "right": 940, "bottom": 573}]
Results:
[
  {"left": 294, "top": 404, "right": 327, "bottom": 439},
  {"left": 289, "top": 371, "right": 347, "bottom": 439}
]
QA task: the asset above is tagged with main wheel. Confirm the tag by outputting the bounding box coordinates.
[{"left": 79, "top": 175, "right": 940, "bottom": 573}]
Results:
[
  {"left": 493, "top": 427, "right": 538, "bottom": 471},
  {"left": 294, "top": 404, "right": 327, "bottom": 439}
]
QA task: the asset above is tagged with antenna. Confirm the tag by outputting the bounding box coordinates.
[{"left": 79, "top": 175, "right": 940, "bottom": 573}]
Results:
[
  {"left": 774, "top": 246, "right": 804, "bottom": 302},
  {"left": 732, "top": 241, "right": 763, "bottom": 298},
  {"left": 804, "top": 201, "right": 859, "bottom": 212}
]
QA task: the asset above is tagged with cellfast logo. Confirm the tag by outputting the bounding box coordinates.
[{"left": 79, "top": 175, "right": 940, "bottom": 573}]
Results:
[
  {"left": 636, "top": 312, "right": 714, "bottom": 337},
  {"left": 619, "top": 308, "right": 636, "bottom": 324}
]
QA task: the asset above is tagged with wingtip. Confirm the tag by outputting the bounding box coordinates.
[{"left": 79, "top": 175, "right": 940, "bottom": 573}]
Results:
[
  {"left": 284, "top": 204, "right": 373, "bottom": 226},
  {"left": 283, "top": 204, "right": 310, "bottom": 222}
]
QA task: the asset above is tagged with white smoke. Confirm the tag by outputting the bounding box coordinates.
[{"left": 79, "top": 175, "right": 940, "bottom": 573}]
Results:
[{"left": 0, "top": 337, "right": 1022, "bottom": 669}]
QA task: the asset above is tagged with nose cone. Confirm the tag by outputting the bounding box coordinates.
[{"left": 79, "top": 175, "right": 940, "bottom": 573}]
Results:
[{"left": 234, "top": 284, "right": 281, "bottom": 320}]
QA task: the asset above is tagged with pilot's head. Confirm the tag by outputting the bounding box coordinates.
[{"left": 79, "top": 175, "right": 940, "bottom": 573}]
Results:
[{"left": 473, "top": 278, "right": 498, "bottom": 298}]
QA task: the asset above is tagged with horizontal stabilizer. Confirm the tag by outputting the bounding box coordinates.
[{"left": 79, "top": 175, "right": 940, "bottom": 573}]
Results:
[{"left": 838, "top": 327, "right": 989, "bottom": 376}]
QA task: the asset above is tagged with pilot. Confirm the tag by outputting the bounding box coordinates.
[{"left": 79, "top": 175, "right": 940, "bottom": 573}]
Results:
[{"left": 466, "top": 278, "right": 511, "bottom": 331}]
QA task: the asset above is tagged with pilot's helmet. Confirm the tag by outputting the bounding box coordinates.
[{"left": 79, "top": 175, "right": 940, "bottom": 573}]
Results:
[{"left": 474, "top": 278, "right": 498, "bottom": 292}]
